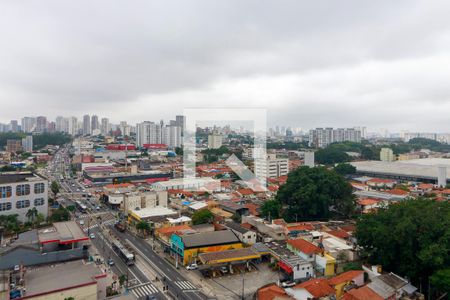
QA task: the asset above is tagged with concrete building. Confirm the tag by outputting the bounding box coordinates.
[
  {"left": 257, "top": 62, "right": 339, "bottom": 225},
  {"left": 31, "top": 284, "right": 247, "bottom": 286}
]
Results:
[
  {"left": 82, "top": 114, "right": 91, "bottom": 135},
  {"left": 36, "top": 116, "right": 47, "bottom": 133},
  {"left": 91, "top": 115, "right": 99, "bottom": 133},
  {"left": 175, "top": 115, "right": 186, "bottom": 136},
  {"left": 304, "top": 151, "right": 315, "bottom": 167},
  {"left": 380, "top": 148, "right": 395, "bottom": 162},
  {"left": 162, "top": 125, "right": 181, "bottom": 148},
  {"left": 21, "top": 117, "right": 36, "bottom": 133},
  {"left": 6, "top": 139, "right": 22, "bottom": 153},
  {"left": 308, "top": 128, "right": 361, "bottom": 148},
  {"left": 208, "top": 132, "right": 223, "bottom": 149},
  {"left": 0, "top": 172, "right": 48, "bottom": 222},
  {"left": 255, "top": 153, "right": 289, "bottom": 179},
  {"left": 9, "top": 120, "right": 19, "bottom": 132},
  {"left": 21, "top": 135, "right": 33, "bottom": 152},
  {"left": 136, "top": 121, "right": 162, "bottom": 147},
  {"left": 101, "top": 117, "right": 110, "bottom": 136}
]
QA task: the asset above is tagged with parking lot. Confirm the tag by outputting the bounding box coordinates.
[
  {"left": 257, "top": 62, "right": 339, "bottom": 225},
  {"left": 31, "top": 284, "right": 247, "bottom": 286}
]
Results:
[{"left": 200, "top": 263, "right": 279, "bottom": 299}]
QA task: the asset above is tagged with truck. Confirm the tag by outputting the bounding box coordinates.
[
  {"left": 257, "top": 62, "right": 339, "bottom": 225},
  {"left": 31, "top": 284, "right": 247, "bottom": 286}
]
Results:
[{"left": 115, "top": 222, "right": 126, "bottom": 232}]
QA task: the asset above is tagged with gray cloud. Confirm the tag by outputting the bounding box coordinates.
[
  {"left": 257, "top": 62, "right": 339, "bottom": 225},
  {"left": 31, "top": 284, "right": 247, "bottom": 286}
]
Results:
[{"left": 1, "top": 0, "right": 450, "bottom": 132}]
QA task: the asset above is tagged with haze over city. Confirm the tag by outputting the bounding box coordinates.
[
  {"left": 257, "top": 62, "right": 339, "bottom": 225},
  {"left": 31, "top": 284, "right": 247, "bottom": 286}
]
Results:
[{"left": 2, "top": 1, "right": 450, "bottom": 131}]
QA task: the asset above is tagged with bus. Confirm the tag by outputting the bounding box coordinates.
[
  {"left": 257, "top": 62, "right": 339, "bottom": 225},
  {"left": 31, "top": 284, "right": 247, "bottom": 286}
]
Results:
[
  {"left": 112, "top": 240, "right": 135, "bottom": 266},
  {"left": 75, "top": 200, "right": 87, "bottom": 213}
]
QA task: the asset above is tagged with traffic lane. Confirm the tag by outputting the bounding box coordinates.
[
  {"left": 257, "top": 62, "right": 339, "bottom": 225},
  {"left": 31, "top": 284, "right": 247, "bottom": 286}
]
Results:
[
  {"left": 90, "top": 227, "right": 148, "bottom": 284},
  {"left": 112, "top": 229, "right": 208, "bottom": 300}
]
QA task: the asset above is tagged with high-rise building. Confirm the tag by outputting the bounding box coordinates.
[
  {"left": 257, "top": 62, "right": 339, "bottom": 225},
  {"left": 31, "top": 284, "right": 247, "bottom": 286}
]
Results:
[
  {"left": 9, "top": 120, "right": 19, "bottom": 132},
  {"left": 380, "top": 148, "right": 395, "bottom": 162},
  {"left": 162, "top": 125, "right": 181, "bottom": 148},
  {"left": 36, "top": 116, "right": 47, "bottom": 133},
  {"left": 308, "top": 128, "right": 361, "bottom": 148},
  {"left": 83, "top": 115, "right": 91, "bottom": 135},
  {"left": 67, "top": 117, "right": 78, "bottom": 136},
  {"left": 119, "top": 121, "right": 131, "bottom": 137},
  {"left": 91, "top": 115, "right": 99, "bottom": 133},
  {"left": 101, "top": 118, "right": 110, "bottom": 136},
  {"left": 21, "top": 117, "right": 36, "bottom": 133},
  {"left": 208, "top": 132, "right": 223, "bottom": 149},
  {"left": 175, "top": 115, "right": 186, "bottom": 136},
  {"left": 55, "top": 116, "right": 65, "bottom": 132},
  {"left": 136, "top": 122, "right": 162, "bottom": 147},
  {"left": 255, "top": 153, "right": 289, "bottom": 179},
  {"left": 22, "top": 135, "right": 33, "bottom": 152}
]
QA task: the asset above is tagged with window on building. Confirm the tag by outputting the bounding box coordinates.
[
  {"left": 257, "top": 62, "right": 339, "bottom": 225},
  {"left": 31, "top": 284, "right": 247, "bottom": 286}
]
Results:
[
  {"left": 34, "top": 183, "right": 45, "bottom": 194},
  {"left": 16, "top": 200, "right": 30, "bottom": 209},
  {"left": 0, "top": 186, "right": 12, "bottom": 198},
  {"left": 34, "top": 198, "right": 45, "bottom": 206},
  {"left": 16, "top": 184, "right": 30, "bottom": 196},
  {"left": 0, "top": 202, "right": 12, "bottom": 211}
]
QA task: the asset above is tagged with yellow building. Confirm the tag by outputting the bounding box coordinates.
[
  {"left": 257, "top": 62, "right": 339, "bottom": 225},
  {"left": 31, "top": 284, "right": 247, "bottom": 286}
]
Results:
[
  {"left": 328, "top": 270, "right": 365, "bottom": 298},
  {"left": 171, "top": 230, "right": 243, "bottom": 265}
]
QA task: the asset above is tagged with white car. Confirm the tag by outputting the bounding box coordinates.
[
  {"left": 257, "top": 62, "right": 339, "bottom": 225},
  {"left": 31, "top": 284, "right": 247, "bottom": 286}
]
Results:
[
  {"left": 89, "top": 233, "right": 95, "bottom": 239},
  {"left": 79, "top": 220, "right": 85, "bottom": 225},
  {"left": 186, "top": 263, "right": 198, "bottom": 270}
]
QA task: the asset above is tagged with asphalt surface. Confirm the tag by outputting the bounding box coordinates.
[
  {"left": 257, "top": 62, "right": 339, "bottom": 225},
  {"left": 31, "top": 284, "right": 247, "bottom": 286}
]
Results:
[
  {"left": 45, "top": 144, "right": 211, "bottom": 299},
  {"left": 112, "top": 228, "right": 212, "bottom": 300}
]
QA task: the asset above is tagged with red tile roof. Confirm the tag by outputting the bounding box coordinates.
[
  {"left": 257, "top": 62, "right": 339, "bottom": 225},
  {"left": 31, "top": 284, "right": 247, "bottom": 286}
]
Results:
[
  {"left": 386, "top": 188, "right": 409, "bottom": 196},
  {"left": 286, "top": 223, "right": 315, "bottom": 232},
  {"left": 244, "top": 203, "right": 260, "bottom": 216},
  {"left": 327, "top": 229, "right": 351, "bottom": 239},
  {"left": 287, "top": 239, "right": 322, "bottom": 254},
  {"left": 340, "top": 225, "right": 356, "bottom": 232},
  {"left": 267, "top": 185, "right": 279, "bottom": 192},
  {"left": 328, "top": 270, "right": 364, "bottom": 286},
  {"left": 237, "top": 188, "right": 254, "bottom": 196},
  {"left": 257, "top": 284, "right": 291, "bottom": 300},
  {"left": 156, "top": 225, "right": 192, "bottom": 236},
  {"left": 358, "top": 198, "right": 380, "bottom": 206},
  {"left": 295, "top": 278, "right": 335, "bottom": 298},
  {"left": 367, "top": 178, "right": 396, "bottom": 184},
  {"left": 342, "top": 286, "right": 383, "bottom": 300}
]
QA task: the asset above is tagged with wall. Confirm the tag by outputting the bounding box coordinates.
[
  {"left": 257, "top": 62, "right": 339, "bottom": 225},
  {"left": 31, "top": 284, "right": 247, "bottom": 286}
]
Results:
[
  {"left": 26, "top": 282, "right": 97, "bottom": 300},
  {"left": 183, "top": 243, "right": 243, "bottom": 265}
]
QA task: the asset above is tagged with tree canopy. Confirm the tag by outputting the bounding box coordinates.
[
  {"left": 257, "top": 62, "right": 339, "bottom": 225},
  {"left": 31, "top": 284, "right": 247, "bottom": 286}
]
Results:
[
  {"left": 334, "top": 163, "right": 356, "bottom": 175},
  {"left": 261, "top": 199, "right": 281, "bottom": 220},
  {"left": 355, "top": 199, "right": 450, "bottom": 296},
  {"left": 315, "top": 147, "right": 350, "bottom": 165},
  {"left": 192, "top": 209, "right": 214, "bottom": 225},
  {"left": 275, "top": 166, "right": 356, "bottom": 221}
]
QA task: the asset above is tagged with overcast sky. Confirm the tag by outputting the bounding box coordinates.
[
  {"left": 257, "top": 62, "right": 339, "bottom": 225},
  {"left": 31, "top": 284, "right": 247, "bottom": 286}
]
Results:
[{"left": 1, "top": 0, "right": 450, "bottom": 132}]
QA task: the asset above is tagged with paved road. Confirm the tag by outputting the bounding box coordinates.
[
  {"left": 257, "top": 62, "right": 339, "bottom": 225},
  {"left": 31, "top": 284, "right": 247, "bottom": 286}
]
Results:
[{"left": 112, "top": 228, "right": 213, "bottom": 300}]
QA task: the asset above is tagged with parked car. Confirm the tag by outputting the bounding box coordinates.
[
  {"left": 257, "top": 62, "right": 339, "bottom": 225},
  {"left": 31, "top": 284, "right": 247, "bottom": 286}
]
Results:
[
  {"left": 220, "top": 266, "right": 229, "bottom": 274},
  {"left": 89, "top": 233, "right": 95, "bottom": 239},
  {"left": 79, "top": 220, "right": 85, "bottom": 225},
  {"left": 186, "top": 263, "right": 198, "bottom": 270},
  {"left": 107, "top": 258, "right": 115, "bottom": 266}
]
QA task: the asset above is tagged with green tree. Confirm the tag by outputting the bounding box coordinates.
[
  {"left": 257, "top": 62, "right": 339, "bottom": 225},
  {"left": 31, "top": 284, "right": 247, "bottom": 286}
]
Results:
[
  {"left": 315, "top": 147, "right": 350, "bottom": 165},
  {"left": 355, "top": 199, "right": 450, "bottom": 295},
  {"left": 334, "top": 163, "right": 356, "bottom": 175},
  {"left": 51, "top": 181, "right": 60, "bottom": 197},
  {"left": 276, "top": 166, "right": 356, "bottom": 221},
  {"left": 191, "top": 209, "right": 214, "bottom": 225},
  {"left": 50, "top": 207, "right": 70, "bottom": 222},
  {"left": 430, "top": 268, "right": 450, "bottom": 295},
  {"left": 26, "top": 207, "right": 38, "bottom": 224},
  {"left": 136, "top": 221, "right": 151, "bottom": 236},
  {"left": 0, "top": 214, "right": 20, "bottom": 234},
  {"left": 261, "top": 199, "right": 281, "bottom": 220}
]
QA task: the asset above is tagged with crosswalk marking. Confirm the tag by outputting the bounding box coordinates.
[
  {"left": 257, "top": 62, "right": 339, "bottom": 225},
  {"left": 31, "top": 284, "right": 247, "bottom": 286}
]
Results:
[
  {"left": 131, "top": 283, "right": 159, "bottom": 298},
  {"left": 175, "top": 280, "right": 197, "bottom": 291}
]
